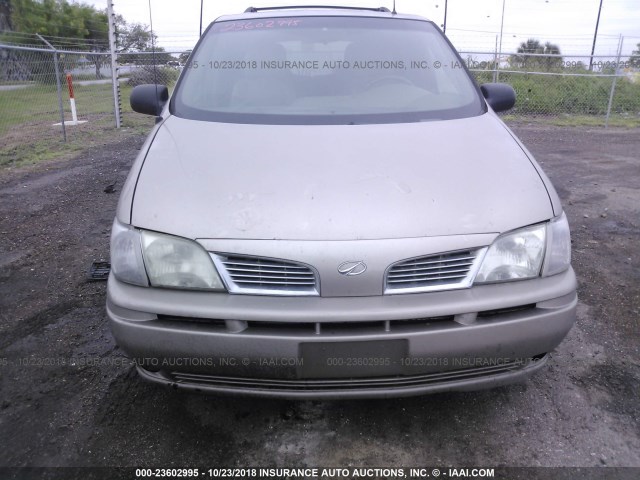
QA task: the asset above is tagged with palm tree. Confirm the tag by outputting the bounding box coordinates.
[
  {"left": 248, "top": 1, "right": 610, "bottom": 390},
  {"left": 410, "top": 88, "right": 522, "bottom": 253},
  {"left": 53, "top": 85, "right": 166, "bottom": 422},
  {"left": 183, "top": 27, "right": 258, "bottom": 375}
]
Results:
[
  {"left": 509, "top": 38, "right": 563, "bottom": 71},
  {"left": 541, "top": 41, "right": 562, "bottom": 70},
  {"left": 509, "top": 39, "right": 542, "bottom": 69}
]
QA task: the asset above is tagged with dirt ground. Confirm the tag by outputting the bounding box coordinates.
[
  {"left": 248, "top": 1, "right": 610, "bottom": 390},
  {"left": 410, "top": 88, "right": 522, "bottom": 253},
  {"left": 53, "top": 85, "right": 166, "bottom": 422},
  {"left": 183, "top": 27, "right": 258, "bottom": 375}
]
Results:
[{"left": 0, "top": 123, "right": 638, "bottom": 475}]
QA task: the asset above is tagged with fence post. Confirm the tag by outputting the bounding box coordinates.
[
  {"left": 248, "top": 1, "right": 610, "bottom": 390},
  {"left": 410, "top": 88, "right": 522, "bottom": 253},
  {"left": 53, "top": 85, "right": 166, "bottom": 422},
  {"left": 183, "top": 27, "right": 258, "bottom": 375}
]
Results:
[
  {"left": 605, "top": 35, "right": 624, "bottom": 128},
  {"left": 492, "top": 35, "right": 499, "bottom": 83},
  {"left": 37, "top": 34, "right": 66, "bottom": 142},
  {"left": 108, "top": 0, "right": 121, "bottom": 128}
]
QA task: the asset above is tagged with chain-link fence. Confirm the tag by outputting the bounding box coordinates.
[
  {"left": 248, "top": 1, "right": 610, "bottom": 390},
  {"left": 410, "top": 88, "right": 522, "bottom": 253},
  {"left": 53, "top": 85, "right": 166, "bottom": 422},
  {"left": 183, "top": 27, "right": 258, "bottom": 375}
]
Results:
[
  {"left": 0, "top": 43, "right": 177, "bottom": 167},
  {"left": 1, "top": 41, "right": 639, "bottom": 166},
  {"left": 117, "top": 51, "right": 181, "bottom": 126},
  {"left": 460, "top": 50, "right": 640, "bottom": 123},
  {"left": 0, "top": 45, "right": 116, "bottom": 138}
]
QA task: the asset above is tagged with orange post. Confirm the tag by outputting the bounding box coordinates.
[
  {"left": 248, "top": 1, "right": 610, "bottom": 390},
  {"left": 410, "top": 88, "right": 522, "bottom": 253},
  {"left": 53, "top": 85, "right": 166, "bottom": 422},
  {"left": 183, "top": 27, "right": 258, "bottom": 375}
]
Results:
[{"left": 66, "top": 73, "right": 78, "bottom": 123}]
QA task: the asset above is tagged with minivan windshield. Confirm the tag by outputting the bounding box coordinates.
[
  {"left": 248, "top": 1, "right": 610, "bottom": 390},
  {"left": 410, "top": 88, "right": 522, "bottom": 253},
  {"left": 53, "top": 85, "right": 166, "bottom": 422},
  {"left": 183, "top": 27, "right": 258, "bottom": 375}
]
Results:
[{"left": 172, "top": 16, "right": 485, "bottom": 124}]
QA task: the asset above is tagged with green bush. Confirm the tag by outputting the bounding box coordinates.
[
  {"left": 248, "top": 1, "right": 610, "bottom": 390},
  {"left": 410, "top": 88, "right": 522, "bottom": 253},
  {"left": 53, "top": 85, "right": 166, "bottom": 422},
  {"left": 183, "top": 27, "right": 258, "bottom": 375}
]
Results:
[
  {"left": 611, "top": 79, "right": 640, "bottom": 114},
  {"left": 469, "top": 70, "right": 640, "bottom": 116}
]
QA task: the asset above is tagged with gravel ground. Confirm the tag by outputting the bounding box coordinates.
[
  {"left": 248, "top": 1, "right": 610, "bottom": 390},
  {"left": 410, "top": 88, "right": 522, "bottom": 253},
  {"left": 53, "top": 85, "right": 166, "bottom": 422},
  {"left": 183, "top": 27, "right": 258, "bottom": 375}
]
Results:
[{"left": 0, "top": 124, "right": 638, "bottom": 474}]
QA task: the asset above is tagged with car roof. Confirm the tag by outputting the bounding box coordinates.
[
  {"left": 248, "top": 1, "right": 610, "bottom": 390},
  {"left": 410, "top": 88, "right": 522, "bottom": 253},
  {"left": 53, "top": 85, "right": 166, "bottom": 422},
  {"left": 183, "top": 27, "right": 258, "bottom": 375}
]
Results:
[{"left": 214, "top": 5, "right": 430, "bottom": 23}]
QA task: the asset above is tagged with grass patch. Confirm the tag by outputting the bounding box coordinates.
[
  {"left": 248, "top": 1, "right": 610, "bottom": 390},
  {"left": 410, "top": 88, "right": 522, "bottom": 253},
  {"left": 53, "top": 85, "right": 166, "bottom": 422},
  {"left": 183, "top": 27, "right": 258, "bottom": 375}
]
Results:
[
  {"left": 2, "top": 137, "right": 86, "bottom": 167},
  {"left": 0, "top": 114, "right": 153, "bottom": 170},
  {"left": 503, "top": 114, "right": 640, "bottom": 128},
  {"left": 0, "top": 82, "right": 138, "bottom": 136},
  {"left": 0, "top": 81, "right": 155, "bottom": 170},
  {"left": 472, "top": 71, "right": 640, "bottom": 116}
]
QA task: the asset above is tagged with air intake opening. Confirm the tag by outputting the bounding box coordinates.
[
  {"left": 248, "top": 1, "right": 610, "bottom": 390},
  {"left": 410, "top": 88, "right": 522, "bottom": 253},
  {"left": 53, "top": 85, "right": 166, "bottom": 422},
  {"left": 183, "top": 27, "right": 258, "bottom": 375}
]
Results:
[
  {"left": 212, "top": 253, "right": 319, "bottom": 296},
  {"left": 385, "top": 248, "right": 485, "bottom": 294}
]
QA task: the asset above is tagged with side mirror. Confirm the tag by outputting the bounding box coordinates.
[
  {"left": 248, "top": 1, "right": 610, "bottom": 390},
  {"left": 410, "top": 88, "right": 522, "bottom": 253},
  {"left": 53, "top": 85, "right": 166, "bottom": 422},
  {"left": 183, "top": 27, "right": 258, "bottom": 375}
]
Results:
[
  {"left": 130, "top": 84, "right": 169, "bottom": 116},
  {"left": 480, "top": 83, "right": 516, "bottom": 112}
]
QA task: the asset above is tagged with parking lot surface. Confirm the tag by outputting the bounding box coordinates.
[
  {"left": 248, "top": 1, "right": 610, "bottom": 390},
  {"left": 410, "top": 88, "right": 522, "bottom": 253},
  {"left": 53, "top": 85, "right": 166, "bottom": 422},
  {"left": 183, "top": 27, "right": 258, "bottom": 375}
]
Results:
[{"left": 0, "top": 124, "right": 638, "bottom": 470}]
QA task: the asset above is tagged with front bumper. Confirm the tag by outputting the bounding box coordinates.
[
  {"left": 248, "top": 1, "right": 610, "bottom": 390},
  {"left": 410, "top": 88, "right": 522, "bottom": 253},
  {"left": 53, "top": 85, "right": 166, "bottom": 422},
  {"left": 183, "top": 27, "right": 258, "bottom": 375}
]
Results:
[{"left": 107, "top": 268, "right": 577, "bottom": 399}]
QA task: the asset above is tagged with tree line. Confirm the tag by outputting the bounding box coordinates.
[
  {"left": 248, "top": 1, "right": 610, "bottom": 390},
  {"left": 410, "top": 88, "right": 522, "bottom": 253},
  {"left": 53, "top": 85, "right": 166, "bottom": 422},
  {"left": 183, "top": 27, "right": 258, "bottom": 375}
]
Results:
[
  {"left": 510, "top": 38, "right": 640, "bottom": 72},
  {"left": 0, "top": 0, "right": 181, "bottom": 80}
]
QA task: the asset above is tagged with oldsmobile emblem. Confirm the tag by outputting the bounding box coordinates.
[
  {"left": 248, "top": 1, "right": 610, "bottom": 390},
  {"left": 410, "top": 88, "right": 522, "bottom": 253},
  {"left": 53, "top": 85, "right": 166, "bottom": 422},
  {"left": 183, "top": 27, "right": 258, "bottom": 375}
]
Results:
[{"left": 338, "top": 261, "right": 367, "bottom": 276}]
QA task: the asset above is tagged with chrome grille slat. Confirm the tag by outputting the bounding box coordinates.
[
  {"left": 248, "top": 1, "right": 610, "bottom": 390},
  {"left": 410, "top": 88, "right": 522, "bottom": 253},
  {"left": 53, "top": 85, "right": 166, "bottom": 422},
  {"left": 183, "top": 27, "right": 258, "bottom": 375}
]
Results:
[
  {"left": 390, "top": 261, "right": 475, "bottom": 273},
  {"left": 234, "top": 279, "right": 316, "bottom": 285},
  {"left": 225, "top": 267, "right": 312, "bottom": 275},
  {"left": 387, "top": 274, "right": 468, "bottom": 284},
  {"left": 212, "top": 253, "right": 319, "bottom": 296},
  {"left": 388, "top": 268, "right": 471, "bottom": 279},
  {"left": 231, "top": 273, "right": 315, "bottom": 280},
  {"left": 223, "top": 261, "right": 308, "bottom": 269},
  {"left": 396, "top": 255, "right": 477, "bottom": 267},
  {"left": 385, "top": 248, "right": 485, "bottom": 294}
]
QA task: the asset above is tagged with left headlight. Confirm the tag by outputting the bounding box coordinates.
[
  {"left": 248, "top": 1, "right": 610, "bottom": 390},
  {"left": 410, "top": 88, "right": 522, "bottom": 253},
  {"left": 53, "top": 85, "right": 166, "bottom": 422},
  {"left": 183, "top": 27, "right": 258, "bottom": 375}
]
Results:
[
  {"left": 110, "top": 220, "right": 226, "bottom": 291},
  {"left": 474, "top": 213, "right": 571, "bottom": 284},
  {"left": 141, "top": 230, "right": 226, "bottom": 290},
  {"left": 110, "top": 220, "right": 149, "bottom": 287}
]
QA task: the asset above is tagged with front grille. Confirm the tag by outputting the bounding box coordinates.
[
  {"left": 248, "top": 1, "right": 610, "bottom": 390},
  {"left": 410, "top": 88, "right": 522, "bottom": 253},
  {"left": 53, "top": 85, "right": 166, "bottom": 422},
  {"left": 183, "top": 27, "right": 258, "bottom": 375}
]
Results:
[
  {"left": 385, "top": 248, "right": 485, "bottom": 294},
  {"left": 212, "top": 254, "right": 319, "bottom": 296},
  {"left": 167, "top": 354, "right": 547, "bottom": 391},
  {"left": 155, "top": 315, "right": 454, "bottom": 334},
  {"left": 246, "top": 316, "right": 454, "bottom": 334},
  {"left": 154, "top": 302, "right": 538, "bottom": 335}
]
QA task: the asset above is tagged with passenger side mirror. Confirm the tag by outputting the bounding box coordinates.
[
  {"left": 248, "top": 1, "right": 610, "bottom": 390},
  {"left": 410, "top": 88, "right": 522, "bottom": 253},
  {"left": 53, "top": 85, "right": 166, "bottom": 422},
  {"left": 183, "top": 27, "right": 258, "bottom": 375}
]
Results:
[
  {"left": 130, "top": 84, "right": 169, "bottom": 116},
  {"left": 480, "top": 83, "right": 516, "bottom": 112}
]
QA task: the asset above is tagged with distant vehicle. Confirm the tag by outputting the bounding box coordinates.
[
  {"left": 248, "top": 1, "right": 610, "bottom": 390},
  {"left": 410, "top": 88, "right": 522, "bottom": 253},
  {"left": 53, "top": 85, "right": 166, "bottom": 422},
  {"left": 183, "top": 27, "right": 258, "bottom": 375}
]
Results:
[
  {"left": 166, "top": 60, "right": 181, "bottom": 68},
  {"left": 108, "top": 5, "right": 577, "bottom": 398}
]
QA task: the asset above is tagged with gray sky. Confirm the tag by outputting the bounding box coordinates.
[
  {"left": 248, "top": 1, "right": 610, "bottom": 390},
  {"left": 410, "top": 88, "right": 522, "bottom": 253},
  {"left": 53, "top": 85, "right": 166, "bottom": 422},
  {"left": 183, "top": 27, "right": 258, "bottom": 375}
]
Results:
[{"left": 88, "top": 0, "right": 640, "bottom": 57}]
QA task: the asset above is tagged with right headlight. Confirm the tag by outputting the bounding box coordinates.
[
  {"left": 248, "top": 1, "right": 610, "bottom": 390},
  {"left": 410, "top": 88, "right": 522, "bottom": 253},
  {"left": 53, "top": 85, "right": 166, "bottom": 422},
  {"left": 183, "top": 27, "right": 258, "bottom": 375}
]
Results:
[
  {"left": 542, "top": 212, "right": 571, "bottom": 276},
  {"left": 474, "top": 223, "right": 546, "bottom": 284},
  {"left": 474, "top": 212, "right": 571, "bottom": 284}
]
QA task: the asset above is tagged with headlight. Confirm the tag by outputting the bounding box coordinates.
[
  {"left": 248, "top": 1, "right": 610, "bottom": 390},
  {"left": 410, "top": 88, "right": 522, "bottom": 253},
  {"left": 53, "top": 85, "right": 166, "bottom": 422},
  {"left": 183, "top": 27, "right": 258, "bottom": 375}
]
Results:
[
  {"left": 110, "top": 220, "right": 225, "bottom": 291},
  {"left": 475, "top": 223, "right": 546, "bottom": 284},
  {"left": 543, "top": 212, "right": 571, "bottom": 276},
  {"left": 110, "top": 220, "right": 148, "bottom": 287},
  {"left": 140, "top": 230, "right": 225, "bottom": 290},
  {"left": 474, "top": 213, "right": 572, "bottom": 284}
]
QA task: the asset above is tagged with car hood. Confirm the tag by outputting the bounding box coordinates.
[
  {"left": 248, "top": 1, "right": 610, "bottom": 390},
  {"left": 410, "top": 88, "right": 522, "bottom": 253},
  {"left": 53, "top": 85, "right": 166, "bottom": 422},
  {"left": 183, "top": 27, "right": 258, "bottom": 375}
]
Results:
[{"left": 131, "top": 114, "right": 554, "bottom": 240}]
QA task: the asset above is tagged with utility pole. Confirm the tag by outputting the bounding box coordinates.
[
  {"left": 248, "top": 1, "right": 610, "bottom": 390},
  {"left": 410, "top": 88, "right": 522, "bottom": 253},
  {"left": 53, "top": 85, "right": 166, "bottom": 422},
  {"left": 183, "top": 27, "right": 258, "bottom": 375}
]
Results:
[
  {"left": 443, "top": 0, "right": 448, "bottom": 34},
  {"left": 496, "top": 0, "right": 506, "bottom": 81},
  {"left": 108, "top": 0, "right": 121, "bottom": 128},
  {"left": 200, "top": 0, "right": 204, "bottom": 37},
  {"left": 589, "top": 0, "right": 604, "bottom": 71}
]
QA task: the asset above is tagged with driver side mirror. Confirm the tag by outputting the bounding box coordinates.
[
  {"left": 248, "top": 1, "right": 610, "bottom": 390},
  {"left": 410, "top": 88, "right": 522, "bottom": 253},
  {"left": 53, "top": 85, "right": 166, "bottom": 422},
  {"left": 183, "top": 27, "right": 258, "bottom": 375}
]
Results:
[
  {"left": 480, "top": 83, "right": 516, "bottom": 112},
  {"left": 130, "top": 84, "right": 169, "bottom": 116}
]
